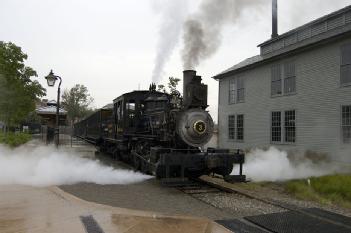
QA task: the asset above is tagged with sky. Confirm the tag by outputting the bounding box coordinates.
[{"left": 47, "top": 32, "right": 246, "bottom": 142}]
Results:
[{"left": 1, "top": 0, "right": 350, "bottom": 122}]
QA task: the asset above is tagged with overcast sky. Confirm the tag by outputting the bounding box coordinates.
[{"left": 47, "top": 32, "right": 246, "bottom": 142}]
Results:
[{"left": 1, "top": 0, "right": 350, "bottom": 122}]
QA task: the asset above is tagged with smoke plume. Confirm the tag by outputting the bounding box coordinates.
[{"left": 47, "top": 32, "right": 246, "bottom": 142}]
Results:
[
  {"left": 0, "top": 144, "right": 151, "bottom": 187},
  {"left": 233, "top": 147, "right": 340, "bottom": 182},
  {"left": 151, "top": 0, "right": 188, "bottom": 83},
  {"left": 182, "top": 0, "right": 266, "bottom": 69}
]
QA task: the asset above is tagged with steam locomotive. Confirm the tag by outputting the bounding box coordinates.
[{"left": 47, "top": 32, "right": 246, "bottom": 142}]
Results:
[{"left": 74, "top": 70, "right": 245, "bottom": 181}]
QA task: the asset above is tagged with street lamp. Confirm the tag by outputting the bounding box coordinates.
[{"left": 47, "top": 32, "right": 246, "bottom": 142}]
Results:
[{"left": 45, "top": 70, "right": 62, "bottom": 148}]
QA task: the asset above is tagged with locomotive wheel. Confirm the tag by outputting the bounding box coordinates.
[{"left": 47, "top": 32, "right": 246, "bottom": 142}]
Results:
[
  {"left": 186, "top": 170, "right": 203, "bottom": 179},
  {"left": 141, "top": 160, "right": 148, "bottom": 174},
  {"left": 133, "top": 154, "right": 141, "bottom": 171},
  {"left": 215, "top": 164, "right": 234, "bottom": 177},
  {"left": 112, "top": 149, "right": 120, "bottom": 160}
]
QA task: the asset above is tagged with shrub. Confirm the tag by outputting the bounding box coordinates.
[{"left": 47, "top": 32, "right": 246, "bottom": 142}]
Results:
[{"left": 0, "top": 132, "right": 32, "bottom": 147}]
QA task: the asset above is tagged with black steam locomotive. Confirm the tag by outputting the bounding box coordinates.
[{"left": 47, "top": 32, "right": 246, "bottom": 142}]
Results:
[{"left": 74, "top": 70, "right": 245, "bottom": 181}]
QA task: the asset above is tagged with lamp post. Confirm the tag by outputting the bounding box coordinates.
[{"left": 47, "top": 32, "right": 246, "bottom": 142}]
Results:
[{"left": 45, "top": 70, "right": 62, "bottom": 148}]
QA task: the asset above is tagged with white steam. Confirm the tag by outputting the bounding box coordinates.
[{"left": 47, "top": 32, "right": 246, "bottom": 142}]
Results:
[
  {"left": 151, "top": 0, "right": 188, "bottom": 83},
  {"left": 0, "top": 144, "right": 151, "bottom": 187},
  {"left": 235, "top": 147, "right": 338, "bottom": 182}
]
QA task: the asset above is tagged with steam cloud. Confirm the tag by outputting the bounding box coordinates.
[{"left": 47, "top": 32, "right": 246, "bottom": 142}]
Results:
[
  {"left": 234, "top": 147, "right": 339, "bottom": 182},
  {"left": 0, "top": 144, "right": 151, "bottom": 187},
  {"left": 151, "top": 0, "right": 188, "bottom": 83},
  {"left": 182, "top": 0, "right": 266, "bottom": 69}
]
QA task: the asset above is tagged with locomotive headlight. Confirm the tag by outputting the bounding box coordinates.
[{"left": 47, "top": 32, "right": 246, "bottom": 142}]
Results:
[{"left": 193, "top": 120, "right": 206, "bottom": 134}]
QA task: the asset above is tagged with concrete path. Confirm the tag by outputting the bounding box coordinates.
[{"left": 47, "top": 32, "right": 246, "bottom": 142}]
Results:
[{"left": 0, "top": 185, "right": 232, "bottom": 233}]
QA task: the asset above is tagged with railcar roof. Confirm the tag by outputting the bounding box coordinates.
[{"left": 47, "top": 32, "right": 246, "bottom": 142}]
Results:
[{"left": 112, "top": 90, "right": 167, "bottom": 103}]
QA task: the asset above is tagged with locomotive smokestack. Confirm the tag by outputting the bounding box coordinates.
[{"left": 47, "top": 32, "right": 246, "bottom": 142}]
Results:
[
  {"left": 183, "top": 70, "right": 196, "bottom": 106},
  {"left": 272, "top": 0, "right": 278, "bottom": 38}
]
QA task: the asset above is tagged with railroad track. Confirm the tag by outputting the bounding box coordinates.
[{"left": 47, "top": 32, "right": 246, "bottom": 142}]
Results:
[
  {"left": 164, "top": 177, "right": 284, "bottom": 209},
  {"left": 168, "top": 176, "right": 351, "bottom": 233},
  {"left": 174, "top": 178, "right": 230, "bottom": 195}
]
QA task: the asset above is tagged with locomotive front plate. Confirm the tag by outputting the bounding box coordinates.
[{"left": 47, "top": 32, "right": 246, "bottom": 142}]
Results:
[{"left": 193, "top": 120, "right": 206, "bottom": 135}]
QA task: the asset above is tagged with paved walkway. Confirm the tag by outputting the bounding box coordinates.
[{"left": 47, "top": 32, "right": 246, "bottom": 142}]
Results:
[{"left": 0, "top": 185, "right": 232, "bottom": 233}]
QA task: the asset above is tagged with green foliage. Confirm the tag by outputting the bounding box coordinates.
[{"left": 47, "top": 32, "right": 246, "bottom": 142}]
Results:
[
  {"left": 157, "top": 84, "right": 166, "bottom": 93},
  {"left": 0, "top": 132, "right": 32, "bottom": 147},
  {"left": 24, "top": 111, "right": 41, "bottom": 124},
  {"left": 0, "top": 42, "right": 46, "bottom": 128},
  {"left": 157, "top": 77, "right": 181, "bottom": 94},
  {"left": 168, "top": 77, "right": 181, "bottom": 93},
  {"left": 61, "top": 84, "right": 94, "bottom": 123},
  {"left": 285, "top": 175, "right": 351, "bottom": 208}
]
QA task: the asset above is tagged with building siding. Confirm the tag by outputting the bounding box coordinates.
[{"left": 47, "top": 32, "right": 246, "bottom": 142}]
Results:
[{"left": 218, "top": 37, "right": 351, "bottom": 163}]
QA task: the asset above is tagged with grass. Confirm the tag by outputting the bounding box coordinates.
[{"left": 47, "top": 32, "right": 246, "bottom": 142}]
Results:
[
  {"left": 235, "top": 181, "right": 269, "bottom": 191},
  {"left": 0, "top": 132, "right": 32, "bottom": 147},
  {"left": 284, "top": 175, "right": 351, "bottom": 208}
]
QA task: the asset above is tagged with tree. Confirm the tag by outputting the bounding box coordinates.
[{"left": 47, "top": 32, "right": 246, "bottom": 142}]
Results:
[
  {"left": 0, "top": 42, "right": 46, "bottom": 130},
  {"left": 157, "top": 84, "right": 166, "bottom": 93},
  {"left": 157, "top": 77, "right": 181, "bottom": 94},
  {"left": 61, "top": 84, "right": 94, "bottom": 124}
]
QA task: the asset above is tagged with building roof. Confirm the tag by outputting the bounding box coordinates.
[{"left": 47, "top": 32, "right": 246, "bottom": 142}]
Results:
[
  {"left": 36, "top": 106, "right": 67, "bottom": 115},
  {"left": 47, "top": 100, "right": 57, "bottom": 106},
  {"left": 258, "top": 5, "right": 351, "bottom": 48},
  {"left": 215, "top": 55, "right": 263, "bottom": 78},
  {"left": 214, "top": 5, "right": 351, "bottom": 80}
]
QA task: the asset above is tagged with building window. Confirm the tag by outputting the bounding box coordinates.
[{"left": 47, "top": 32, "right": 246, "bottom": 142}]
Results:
[
  {"left": 341, "top": 44, "right": 351, "bottom": 86},
  {"left": 284, "top": 110, "right": 296, "bottom": 143},
  {"left": 271, "top": 110, "right": 296, "bottom": 143},
  {"left": 237, "top": 114, "right": 244, "bottom": 141},
  {"left": 229, "top": 77, "right": 245, "bottom": 104},
  {"left": 284, "top": 62, "right": 296, "bottom": 94},
  {"left": 271, "top": 65, "right": 282, "bottom": 96},
  {"left": 272, "top": 62, "right": 296, "bottom": 96},
  {"left": 237, "top": 77, "right": 245, "bottom": 103},
  {"left": 228, "top": 115, "right": 235, "bottom": 140},
  {"left": 228, "top": 114, "right": 244, "bottom": 141},
  {"left": 229, "top": 80, "right": 236, "bottom": 104},
  {"left": 342, "top": 106, "right": 351, "bottom": 143},
  {"left": 271, "top": 111, "right": 281, "bottom": 142}
]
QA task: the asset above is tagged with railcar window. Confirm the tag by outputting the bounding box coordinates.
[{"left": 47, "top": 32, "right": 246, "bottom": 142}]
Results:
[
  {"left": 117, "top": 101, "right": 122, "bottom": 120},
  {"left": 126, "top": 101, "right": 136, "bottom": 127},
  {"left": 127, "top": 102, "right": 135, "bottom": 111}
]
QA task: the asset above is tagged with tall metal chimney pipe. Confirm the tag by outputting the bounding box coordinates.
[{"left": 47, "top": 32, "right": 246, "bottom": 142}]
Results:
[
  {"left": 272, "top": 0, "right": 278, "bottom": 38},
  {"left": 183, "top": 70, "right": 196, "bottom": 107}
]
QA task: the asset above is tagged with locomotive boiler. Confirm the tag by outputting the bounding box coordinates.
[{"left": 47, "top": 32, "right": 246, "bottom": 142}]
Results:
[{"left": 74, "top": 70, "right": 245, "bottom": 181}]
